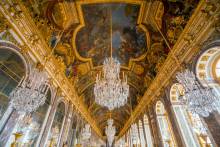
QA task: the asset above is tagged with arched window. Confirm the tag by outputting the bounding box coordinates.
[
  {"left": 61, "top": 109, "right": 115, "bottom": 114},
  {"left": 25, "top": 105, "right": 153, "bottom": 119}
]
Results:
[
  {"left": 0, "top": 48, "right": 26, "bottom": 124},
  {"left": 196, "top": 46, "right": 220, "bottom": 112},
  {"left": 67, "top": 114, "right": 78, "bottom": 147},
  {"left": 143, "top": 114, "right": 153, "bottom": 147},
  {"left": 170, "top": 83, "right": 199, "bottom": 147},
  {"left": 213, "top": 56, "right": 220, "bottom": 80},
  {"left": 0, "top": 47, "right": 27, "bottom": 146},
  {"left": 170, "top": 83, "right": 213, "bottom": 147},
  {"left": 4, "top": 89, "right": 52, "bottom": 146},
  {"left": 47, "top": 101, "right": 66, "bottom": 146},
  {"left": 156, "top": 101, "right": 176, "bottom": 147},
  {"left": 138, "top": 120, "right": 146, "bottom": 147}
]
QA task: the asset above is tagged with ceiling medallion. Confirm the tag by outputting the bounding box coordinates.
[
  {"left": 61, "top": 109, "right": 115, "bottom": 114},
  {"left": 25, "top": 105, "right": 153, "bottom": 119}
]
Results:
[
  {"left": 176, "top": 69, "right": 219, "bottom": 117},
  {"left": 105, "top": 118, "right": 116, "bottom": 147},
  {"left": 9, "top": 64, "right": 49, "bottom": 113},
  {"left": 94, "top": 8, "right": 129, "bottom": 110}
]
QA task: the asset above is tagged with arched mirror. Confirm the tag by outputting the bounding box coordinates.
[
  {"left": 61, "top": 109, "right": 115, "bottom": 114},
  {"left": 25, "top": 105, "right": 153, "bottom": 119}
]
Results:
[
  {"left": 0, "top": 47, "right": 26, "bottom": 146},
  {"left": 0, "top": 48, "right": 26, "bottom": 122},
  {"left": 170, "top": 83, "right": 213, "bottom": 147},
  {"left": 46, "top": 101, "right": 66, "bottom": 146}
]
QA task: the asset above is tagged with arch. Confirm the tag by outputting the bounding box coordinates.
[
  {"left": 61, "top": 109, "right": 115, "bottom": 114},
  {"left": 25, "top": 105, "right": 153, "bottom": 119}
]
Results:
[
  {"left": 0, "top": 41, "right": 30, "bottom": 75},
  {"left": 196, "top": 46, "right": 220, "bottom": 84},
  {"left": 143, "top": 114, "right": 153, "bottom": 147},
  {"left": 170, "top": 83, "right": 200, "bottom": 147},
  {"left": 0, "top": 42, "right": 31, "bottom": 146},
  {"left": 155, "top": 101, "right": 176, "bottom": 147},
  {"left": 155, "top": 101, "right": 165, "bottom": 115},
  {"left": 170, "top": 83, "right": 185, "bottom": 103},
  {"left": 170, "top": 83, "right": 213, "bottom": 147},
  {"left": 46, "top": 101, "right": 66, "bottom": 146},
  {"left": 56, "top": 97, "right": 68, "bottom": 115},
  {"left": 195, "top": 46, "right": 220, "bottom": 113},
  {"left": 138, "top": 119, "right": 146, "bottom": 147}
]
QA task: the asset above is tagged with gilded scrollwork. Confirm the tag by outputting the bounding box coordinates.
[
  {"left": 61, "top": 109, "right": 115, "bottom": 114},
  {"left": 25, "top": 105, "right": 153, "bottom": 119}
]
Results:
[{"left": 2, "top": 0, "right": 219, "bottom": 139}]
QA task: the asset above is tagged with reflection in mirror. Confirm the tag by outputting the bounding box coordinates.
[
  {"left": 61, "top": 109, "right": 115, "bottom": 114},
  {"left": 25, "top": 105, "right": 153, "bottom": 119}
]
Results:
[{"left": 46, "top": 102, "right": 65, "bottom": 147}]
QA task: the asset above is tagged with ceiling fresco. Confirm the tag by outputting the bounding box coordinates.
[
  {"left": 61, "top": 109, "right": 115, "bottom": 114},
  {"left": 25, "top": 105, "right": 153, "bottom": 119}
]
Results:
[
  {"left": 21, "top": 0, "right": 200, "bottom": 135},
  {"left": 76, "top": 4, "right": 147, "bottom": 66},
  {"left": 163, "top": 0, "right": 200, "bottom": 45}
]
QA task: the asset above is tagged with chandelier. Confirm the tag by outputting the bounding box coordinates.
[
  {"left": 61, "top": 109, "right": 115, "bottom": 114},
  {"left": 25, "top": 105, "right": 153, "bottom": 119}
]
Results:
[
  {"left": 105, "top": 118, "right": 116, "bottom": 147},
  {"left": 94, "top": 57, "right": 129, "bottom": 110},
  {"left": 9, "top": 64, "right": 49, "bottom": 113},
  {"left": 81, "top": 124, "right": 91, "bottom": 141},
  {"left": 94, "top": 9, "right": 129, "bottom": 110},
  {"left": 176, "top": 69, "right": 219, "bottom": 117},
  {"left": 130, "top": 123, "right": 139, "bottom": 145}
]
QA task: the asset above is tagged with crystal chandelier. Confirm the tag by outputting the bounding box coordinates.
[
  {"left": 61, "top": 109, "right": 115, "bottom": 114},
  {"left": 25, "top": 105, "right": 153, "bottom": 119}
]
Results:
[
  {"left": 81, "top": 124, "right": 91, "bottom": 141},
  {"left": 94, "top": 9, "right": 129, "bottom": 110},
  {"left": 176, "top": 69, "right": 219, "bottom": 117},
  {"left": 9, "top": 64, "right": 49, "bottom": 113},
  {"left": 94, "top": 57, "right": 129, "bottom": 110},
  {"left": 130, "top": 123, "right": 139, "bottom": 145},
  {"left": 105, "top": 118, "right": 116, "bottom": 147}
]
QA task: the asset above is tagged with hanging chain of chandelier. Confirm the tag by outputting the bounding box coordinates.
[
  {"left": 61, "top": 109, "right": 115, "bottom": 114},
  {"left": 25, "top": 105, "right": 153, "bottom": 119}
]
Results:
[
  {"left": 94, "top": 7, "right": 129, "bottom": 111},
  {"left": 176, "top": 69, "right": 219, "bottom": 117}
]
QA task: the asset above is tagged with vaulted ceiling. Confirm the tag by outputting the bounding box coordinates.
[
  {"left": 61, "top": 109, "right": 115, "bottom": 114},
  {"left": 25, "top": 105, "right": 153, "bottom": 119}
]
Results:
[{"left": 22, "top": 0, "right": 200, "bottom": 135}]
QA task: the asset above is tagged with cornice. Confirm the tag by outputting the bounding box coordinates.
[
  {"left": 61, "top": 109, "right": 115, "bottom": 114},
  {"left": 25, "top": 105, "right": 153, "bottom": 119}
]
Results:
[
  {"left": 0, "top": 0, "right": 103, "bottom": 138},
  {"left": 118, "top": 0, "right": 220, "bottom": 138}
]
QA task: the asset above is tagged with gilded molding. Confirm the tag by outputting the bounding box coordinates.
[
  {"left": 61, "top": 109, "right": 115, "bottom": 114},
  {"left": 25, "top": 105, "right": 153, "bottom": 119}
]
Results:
[
  {"left": 0, "top": 0, "right": 103, "bottom": 138},
  {"left": 117, "top": 0, "right": 220, "bottom": 138}
]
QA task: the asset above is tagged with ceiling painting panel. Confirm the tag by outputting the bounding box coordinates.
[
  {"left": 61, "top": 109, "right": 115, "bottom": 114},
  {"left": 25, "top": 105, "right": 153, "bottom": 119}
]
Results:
[{"left": 75, "top": 3, "right": 148, "bottom": 67}]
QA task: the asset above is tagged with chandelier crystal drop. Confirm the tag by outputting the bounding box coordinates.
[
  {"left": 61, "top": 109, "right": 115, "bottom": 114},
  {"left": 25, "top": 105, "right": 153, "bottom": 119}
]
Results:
[
  {"left": 9, "top": 66, "right": 49, "bottom": 113},
  {"left": 94, "top": 57, "right": 129, "bottom": 110},
  {"left": 81, "top": 124, "right": 91, "bottom": 141},
  {"left": 176, "top": 69, "right": 219, "bottom": 117},
  {"left": 105, "top": 118, "right": 116, "bottom": 147}
]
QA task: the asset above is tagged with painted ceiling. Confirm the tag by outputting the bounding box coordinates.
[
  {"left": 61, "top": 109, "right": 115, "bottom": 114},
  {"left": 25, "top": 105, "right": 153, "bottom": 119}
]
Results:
[
  {"left": 22, "top": 0, "right": 200, "bottom": 135},
  {"left": 76, "top": 4, "right": 147, "bottom": 66}
]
